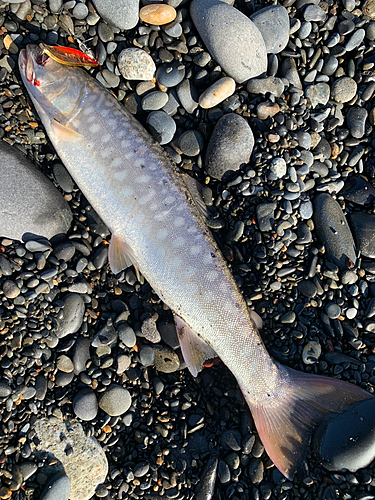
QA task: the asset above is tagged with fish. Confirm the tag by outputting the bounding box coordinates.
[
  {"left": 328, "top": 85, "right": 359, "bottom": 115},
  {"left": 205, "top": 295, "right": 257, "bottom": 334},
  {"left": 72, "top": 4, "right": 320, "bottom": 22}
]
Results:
[{"left": 18, "top": 44, "right": 373, "bottom": 480}]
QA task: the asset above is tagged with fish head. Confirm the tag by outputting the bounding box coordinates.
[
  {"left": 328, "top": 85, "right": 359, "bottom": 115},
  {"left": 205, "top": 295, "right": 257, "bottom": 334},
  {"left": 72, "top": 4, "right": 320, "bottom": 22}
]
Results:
[{"left": 19, "top": 44, "right": 85, "bottom": 121}]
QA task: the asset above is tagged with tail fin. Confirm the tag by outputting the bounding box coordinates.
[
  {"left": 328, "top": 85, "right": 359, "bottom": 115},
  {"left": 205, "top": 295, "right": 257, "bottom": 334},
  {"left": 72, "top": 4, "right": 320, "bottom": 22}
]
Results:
[{"left": 240, "top": 363, "right": 372, "bottom": 480}]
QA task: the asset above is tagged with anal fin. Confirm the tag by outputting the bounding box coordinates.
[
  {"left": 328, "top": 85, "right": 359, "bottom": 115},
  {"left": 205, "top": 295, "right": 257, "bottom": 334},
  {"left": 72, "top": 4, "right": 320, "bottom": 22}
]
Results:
[
  {"left": 108, "top": 233, "right": 138, "bottom": 275},
  {"left": 174, "top": 315, "right": 217, "bottom": 377}
]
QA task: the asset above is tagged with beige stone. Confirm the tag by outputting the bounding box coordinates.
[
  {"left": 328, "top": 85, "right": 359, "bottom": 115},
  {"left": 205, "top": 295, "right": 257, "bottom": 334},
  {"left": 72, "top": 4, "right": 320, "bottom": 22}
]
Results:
[
  {"left": 139, "top": 4, "right": 176, "bottom": 25},
  {"left": 199, "top": 77, "right": 236, "bottom": 109}
]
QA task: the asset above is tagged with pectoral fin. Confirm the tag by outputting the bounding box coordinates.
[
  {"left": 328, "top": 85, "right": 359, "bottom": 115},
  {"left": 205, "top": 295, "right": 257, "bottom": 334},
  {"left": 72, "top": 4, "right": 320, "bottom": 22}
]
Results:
[
  {"left": 108, "top": 233, "right": 138, "bottom": 275},
  {"left": 51, "top": 118, "right": 83, "bottom": 142},
  {"left": 174, "top": 315, "right": 217, "bottom": 377}
]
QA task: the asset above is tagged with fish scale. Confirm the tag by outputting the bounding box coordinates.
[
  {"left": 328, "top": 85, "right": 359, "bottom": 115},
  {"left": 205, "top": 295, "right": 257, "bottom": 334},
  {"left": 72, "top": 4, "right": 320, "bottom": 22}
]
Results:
[{"left": 19, "top": 44, "right": 373, "bottom": 481}]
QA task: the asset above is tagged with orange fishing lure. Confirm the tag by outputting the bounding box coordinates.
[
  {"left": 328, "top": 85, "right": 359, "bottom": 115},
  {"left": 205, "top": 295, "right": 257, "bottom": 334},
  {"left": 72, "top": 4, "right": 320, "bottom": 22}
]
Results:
[{"left": 39, "top": 43, "right": 98, "bottom": 67}]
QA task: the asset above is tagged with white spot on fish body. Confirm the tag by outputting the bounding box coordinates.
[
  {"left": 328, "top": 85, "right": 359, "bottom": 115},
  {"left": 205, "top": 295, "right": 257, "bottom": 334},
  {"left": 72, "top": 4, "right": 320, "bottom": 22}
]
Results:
[
  {"left": 164, "top": 196, "right": 176, "bottom": 205},
  {"left": 102, "top": 134, "right": 111, "bottom": 143},
  {"left": 173, "top": 217, "right": 184, "bottom": 228},
  {"left": 121, "top": 187, "right": 134, "bottom": 197},
  {"left": 83, "top": 107, "right": 94, "bottom": 116},
  {"left": 190, "top": 246, "right": 201, "bottom": 256},
  {"left": 111, "top": 157, "right": 123, "bottom": 169},
  {"left": 100, "top": 147, "right": 114, "bottom": 159},
  {"left": 173, "top": 236, "right": 185, "bottom": 248},
  {"left": 156, "top": 228, "right": 169, "bottom": 240},
  {"left": 114, "top": 169, "right": 127, "bottom": 180},
  {"left": 89, "top": 123, "right": 101, "bottom": 134}
]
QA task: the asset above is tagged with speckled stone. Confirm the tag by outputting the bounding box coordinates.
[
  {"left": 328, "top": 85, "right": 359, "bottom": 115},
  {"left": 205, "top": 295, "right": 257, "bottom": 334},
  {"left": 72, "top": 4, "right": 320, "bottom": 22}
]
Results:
[
  {"left": 331, "top": 77, "right": 357, "bottom": 103},
  {"left": 118, "top": 48, "right": 156, "bottom": 81},
  {"left": 32, "top": 417, "right": 108, "bottom": 500},
  {"left": 98, "top": 385, "right": 132, "bottom": 416}
]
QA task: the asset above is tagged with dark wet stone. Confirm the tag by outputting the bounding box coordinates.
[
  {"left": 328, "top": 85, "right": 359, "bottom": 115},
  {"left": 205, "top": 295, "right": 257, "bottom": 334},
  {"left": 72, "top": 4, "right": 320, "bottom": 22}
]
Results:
[
  {"left": 218, "top": 460, "right": 230, "bottom": 484},
  {"left": 73, "top": 337, "right": 91, "bottom": 375},
  {"left": 35, "top": 374, "right": 47, "bottom": 400},
  {"left": 313, "top": 194, "right": 357, "bottom": 270},
  {"left": 248, "top": 458, "right": 264, "bottom": 484},
  {"left": 195, "top": 455, "right": 218, "bottom": 500},
  {"left": 55, "top": 371, "right": 74, "bottom": 387},
  {"left": 158, "top": 321, "right": 179, "bottom": 349},
  {"left": 205, "top": 113, "right": 254, "bottom": 180},
  {"left": 341, "top": 177, "right": 375, "bottom": 205},
  {"left": 73, "top": 388, "right": 98, "bottom": 421},
  {"left": 53, "top": 163, "right": 74, "bottom": 193},
  {"left": 348, "top": 212, "right": 375, "bottom": 258},
  {"left": 298, "top": 280, "right": 318, "bottom": 298},
  {"left": 55, "top": 293, "right": 85, "bottom": 339},
  {"left": 222, "top": 429, "right": 242, "bottom": 451},
  {"left": 313, "top": 137, "right": 331, "bottom": 159},
  {"left": 40, "top": 472, "right": 70, "bottom": 500},
  {"left": 256, "top": 202, "right": 276, "bottom": 232},
  {"left": 0, "top": 141, "right": 72, "bottom": 242},
  {"left": 314, "top": 398, "right": 375, "bottom": 472},
  {"left": 325, "top": 302, "right": 341, "bottom": 319},
  {"left": 347, "top": 107, "right": 368, "bottom": 139}
]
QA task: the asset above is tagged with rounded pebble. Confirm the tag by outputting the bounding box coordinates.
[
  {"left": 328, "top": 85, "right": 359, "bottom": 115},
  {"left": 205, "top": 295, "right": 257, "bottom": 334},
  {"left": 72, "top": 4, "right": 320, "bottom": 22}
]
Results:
[
  {"left": 139, "top": 4, "right": 176, "bottom": 25},
  {"left": 98, "top": 385, "right": 132, "bottom": 416}
]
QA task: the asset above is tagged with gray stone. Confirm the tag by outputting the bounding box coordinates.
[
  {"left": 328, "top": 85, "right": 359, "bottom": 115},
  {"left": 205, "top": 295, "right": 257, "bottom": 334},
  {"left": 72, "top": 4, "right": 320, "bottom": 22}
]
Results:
[
  {"left": 346, "top": 106, "right": 368, "bottom": 139},
  {"left": 156, "top": 60, "right": 185, "bottom": 87},
  {"left": 246, "top": 76, "right": 284, "bottom": 97},
  {"left": 313, "top": 193, "right": 357, "bottom": 269},
  {"left": 141, "top": 91, "right": 169, "bottom": 111},
  {"left": 40, "top": 472, "right": 70, "bottom": 500},
  {"left": 118, "top": 323, "right": 137, "bottom": 348},
  {"left": 0, "top": 141, "right": 72, "bottom": 242},
  {"left": 32, "top": 417, "right": 108, "bottom": 500},
  {"left": 190, "top": 0, "right": 267, "bottom": 83},
  {"left": 250, "top": 6, "right": 290, "bottom": 54},
  {"left": 303, "top": 4, "right": 326, "bottom": 22},
  {"left": 55, "top": 293, "right": 85, "bottom": 339},
  {"left": 139, "top": 345, "right": 155, "bottom": 366},
  {"left": 98, "top": 385, "right": 132, "bottom": 416},
  {"left": 92, "top": 0, "right": 139, "bottom": 30},
  {"left": 177, "top": 79, "right": 199, "bottom": 114},
  {"left": 73, "top": 388, "right": 98, "bottom": 421},
  {"left": 256, "top": 202, "right": 276, "bottom": 232},
  {"left": 73, "top": 337, "right": 91, "bottom": 375},
  {"left": 0, "top": 382, "right": 12, "bottom": 398},
  {"left": 205, "top": 113, "right": 254, "bottom": 180},
  {"left": 305, "top": 83, "right": 330, "bottom": 108},
  {"left": 280, "top": 58, "right": 302, "bottom": 89},
  {"left": 146, "top": 110, "right": 176, "bottom": 145}
]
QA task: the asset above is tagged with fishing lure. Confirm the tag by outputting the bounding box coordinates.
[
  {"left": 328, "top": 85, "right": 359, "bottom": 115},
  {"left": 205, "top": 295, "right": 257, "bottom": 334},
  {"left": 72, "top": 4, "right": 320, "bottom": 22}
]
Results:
[{"left": 39, "top": 43, "right": 98, "bottom": 67}]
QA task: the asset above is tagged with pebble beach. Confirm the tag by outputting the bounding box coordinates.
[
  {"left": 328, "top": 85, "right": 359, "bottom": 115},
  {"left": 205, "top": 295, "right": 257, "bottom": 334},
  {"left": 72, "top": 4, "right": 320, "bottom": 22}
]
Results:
[{"left": 1, "top": 0, "right": 375, "bottom": 499}]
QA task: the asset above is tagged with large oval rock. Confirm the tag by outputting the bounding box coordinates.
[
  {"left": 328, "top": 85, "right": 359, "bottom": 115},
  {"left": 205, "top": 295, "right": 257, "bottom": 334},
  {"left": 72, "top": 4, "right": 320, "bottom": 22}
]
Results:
[
  {"left": 205, "top": 114, "right": 254, "bottom": 180},
  {"left": 250, "top": 6, "right": 290, "bottom": 54},
  {"left": 313, "top": 193, "right": 357, "bottom": 269},
  {"left": 314, "top": 398, "right": 375, "bottom": 473},
  {"left": 40, "top": 472, "right": 70, "bottom": 500},
  {"left": 0, "top": 141, "right": 72, "bottom": 242},
  {"left": 190, "top": 0, "right": 267, "bottom": 83},
  {"left": 348, "top": 212, "right": 375, "bottom": 258},
  {"left": 92, "top": 0, "right": 139, "bottom": 30}
]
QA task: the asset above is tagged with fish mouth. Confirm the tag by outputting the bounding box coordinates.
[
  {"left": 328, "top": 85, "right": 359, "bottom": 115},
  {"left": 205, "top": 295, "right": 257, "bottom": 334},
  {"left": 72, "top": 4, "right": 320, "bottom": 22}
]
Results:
[{"left": 19, "top": 44, "right": 47, "bottom": 84}]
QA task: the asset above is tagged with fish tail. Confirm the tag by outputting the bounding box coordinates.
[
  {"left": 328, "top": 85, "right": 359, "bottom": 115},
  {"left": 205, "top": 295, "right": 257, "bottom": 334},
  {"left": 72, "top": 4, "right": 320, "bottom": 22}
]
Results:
[{"left": 239, "top": 362, "right": 372, "bottom": 479}]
